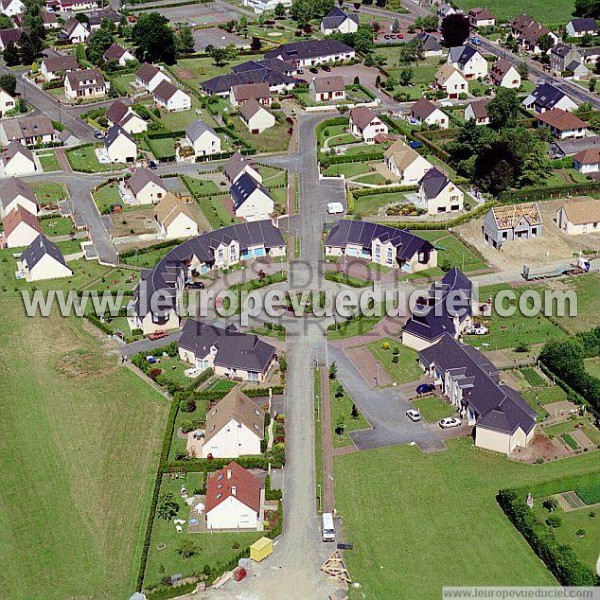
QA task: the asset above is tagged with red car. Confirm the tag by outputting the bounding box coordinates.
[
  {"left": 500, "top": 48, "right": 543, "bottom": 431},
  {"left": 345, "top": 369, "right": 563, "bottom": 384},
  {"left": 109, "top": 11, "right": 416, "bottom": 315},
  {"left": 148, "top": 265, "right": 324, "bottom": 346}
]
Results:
[{"left": 148, "top": 330, "right": 168, "bottom": 340}]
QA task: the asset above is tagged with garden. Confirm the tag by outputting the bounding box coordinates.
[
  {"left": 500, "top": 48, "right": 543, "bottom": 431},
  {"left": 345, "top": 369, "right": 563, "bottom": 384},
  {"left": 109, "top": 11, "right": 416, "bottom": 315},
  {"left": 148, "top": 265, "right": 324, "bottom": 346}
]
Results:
[{"left": 367, "top": 338, "right": 423, "bottom": 385}]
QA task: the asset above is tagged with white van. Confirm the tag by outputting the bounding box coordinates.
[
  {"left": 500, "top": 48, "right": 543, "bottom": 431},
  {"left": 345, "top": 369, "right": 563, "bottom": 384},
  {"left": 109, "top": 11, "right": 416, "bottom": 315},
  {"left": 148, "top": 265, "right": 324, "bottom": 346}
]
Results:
[
  {"left": 327, "top": 202, "right": 344, "bottom": 215},
  {"left": 322, "top": 512, "right": 335, "bottom": 542}
]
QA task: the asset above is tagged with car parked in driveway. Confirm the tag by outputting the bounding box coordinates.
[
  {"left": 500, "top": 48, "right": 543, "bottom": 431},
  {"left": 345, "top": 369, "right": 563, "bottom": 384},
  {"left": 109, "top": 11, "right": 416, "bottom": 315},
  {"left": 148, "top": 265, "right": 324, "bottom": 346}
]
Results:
[
  {"left": 439, "top": 417, "right": 462, "bottom": 429},
  {"left": 406, "top": 409, "right": 421, "bottom": 422},
  {"left": 416, "top": 383, "right": 435, "bottom": 395}
]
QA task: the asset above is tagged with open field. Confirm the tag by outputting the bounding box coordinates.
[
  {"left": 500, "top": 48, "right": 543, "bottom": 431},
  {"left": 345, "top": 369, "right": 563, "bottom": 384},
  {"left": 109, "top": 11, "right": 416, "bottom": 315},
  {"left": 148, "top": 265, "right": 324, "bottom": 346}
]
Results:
[
  {"left": 453, "top": 0, "right": 575, "bottom": 26},
  {"left": 171, "top": 54, "right": 263, "bottom": 89},
  {"left": 227, "top": 115, "right": 292, "bottom": 153},
  {"left": 0, "top": 299, "right": 168, "bottom": 599},
  {"left": 37, "top": 150, "right": 61, "bottom": 172},
  {"left": 368, "top": 338, "right": 422, "bottom": 385},
  {"left": 41, "top": 216, "right": 75, "bottom": 237},
  {"left": 585, "top": 357, "right": 600, "bottom": 379},
  {"left": 32, "top": 182, "right": 69, "bottom": 205},
  {"left": 330, "top": 379, "right": 370, "bottom": 448},
  {"left": 335, "top": 440, "right": 600, "bottom": 598},
  {"left": 67, "top": 145, "right": 122, "bottom": 172},
  {"left": 413, "top": 395, "right": 457, "bottom": 422}
]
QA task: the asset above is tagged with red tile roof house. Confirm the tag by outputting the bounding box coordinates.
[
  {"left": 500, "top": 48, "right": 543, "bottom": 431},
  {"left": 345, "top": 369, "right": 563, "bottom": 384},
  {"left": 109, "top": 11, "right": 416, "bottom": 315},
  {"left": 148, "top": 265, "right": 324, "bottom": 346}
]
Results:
[
  {"left": 349, "top": 107, "right": 388, "bottom": 144},
  {"left": 204, "top": 462, "right": 263, "bottom": 530},
  {"left": 1, "top": 205, "right": 43, "bottom": 248},
  {"left": 537, "top": 109, "right": 588, "bottom": 140},
  {"left": 230, "top": 82, "right": 272, "bottom": 108},
  {"left": 573, "top": 148, "right": 600, "bottom": 174},
  {"left": 464, "top": 98, "right": 491, "bottom": 126},
  {"left": 103, "top": 43, "right": 136, "bottom": 67},
  {"left": 468, "top": 7, "right": 495, "bottom": 28},
  {"left": 309, "top": 76, "right": 346, "bottom": 103}
]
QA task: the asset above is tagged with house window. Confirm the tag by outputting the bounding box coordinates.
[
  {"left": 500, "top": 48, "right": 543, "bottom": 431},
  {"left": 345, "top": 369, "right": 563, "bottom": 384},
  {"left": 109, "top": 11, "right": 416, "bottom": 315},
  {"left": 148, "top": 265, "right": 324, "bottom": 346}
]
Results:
[
  {"left": 374, "top": 245, "right": 381, "bottom": 260},
  {"left": 248, "top": 371, "right": 259, "bottom": 382},
  {"left": 386, "top": 248, "right": 393, "bottom": 264},
  {"left": 218, "top": 248, "right": 224, "bottom": 261},
  {"left": 531, "top": 227, "right": 538, "bottom": 236},
  {"left": 502, "top": 231, "right": 508, "bottom": 239}
]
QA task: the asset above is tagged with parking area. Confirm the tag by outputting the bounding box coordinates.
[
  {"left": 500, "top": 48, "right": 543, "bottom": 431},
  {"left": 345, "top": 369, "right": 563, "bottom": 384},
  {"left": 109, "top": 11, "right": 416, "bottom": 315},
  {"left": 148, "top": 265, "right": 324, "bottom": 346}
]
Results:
[
  {"left": 141, "top": 2, "right": 239, "bottom": 26},
  {"left": 192, "top": 27, "right": 250, "bottom": 51}
]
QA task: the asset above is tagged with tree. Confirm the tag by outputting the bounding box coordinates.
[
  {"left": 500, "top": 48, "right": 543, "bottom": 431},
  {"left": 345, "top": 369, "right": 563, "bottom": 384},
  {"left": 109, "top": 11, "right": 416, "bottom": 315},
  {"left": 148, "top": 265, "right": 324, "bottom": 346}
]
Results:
[
  {"left": 206, "top": 45, "right": 229, "bottom": 67},
  {"left": 239, "top": 16, "right": 248, "bottom": 36},
  {"left": 520, "top": 144, "right": 550, "bottom": 186},
  {"left": 224, "top": 43, "right": 238, "bottom": 61},
  {"left": 537, "top": 33, "right": 554, "bottom": 55},
  {"left": 543, "top": 498, "right": 558, "bottom": 512},
  {"left": 590, "top": 78, "right": 597, "bottom": 92},
  {"left": 580, "top": 33, "right": 594, "bottom": 47},
  {"left": 487, "top": 87, "right": 521, "bottom": 130},
  {"left": 441, "top": 14, "right": 470, "bottom": 47},
  {"left": 75, "top": 12, "right": 89, "bottom": 24},
  {"left": 176, "top": 540, "right": 198, "bottom": 558},
  {"left": 415, "top": 15, "right": 439, "bottom": 32},
  {"left": 17, "top": 97, "right": 27, "bottom": 113},
  {"left": 574, "top": 0, "right": 600, "bottom": 19},
  {"left": 399, "top": 38, "right": 424, "bottom": 64},
  {"left": 87, "top": 26, "right": 115, "bottom": 65},
  {"left": 132, "top": 12, "right": 177, "bottom": 64},
  {"left": 3, "top": 41, "right": 20, "bottom": 67},
  {"left": 329, "top": 362, "right": 337, "bottom": 379},
  {"left": 335, "top": 416, "right": 346, "bottom": 436},
  {"left": 0, "top": 14, "right": 12, "bottom": 29},
  {"left": 0, "top": 73, "right": 17, "bottom": 95},
  {"left": 18, "top": 33, "right": 36, "bottom": 66},
  {"left": 176, "top": 26, "right": 195, "bottom": 54},
  {"left": 157, "top": 492, "right": 179, "bottom": 520},
  {"left": 335, "top": 384, "right": 344, "bottom": 398},
  {"left": 399, "top": 67, "right": 414, "bottom": 86},
  {"left": 517, "top": 61, "right": 529, "bottom": 78},
  {"left": 250, "top": 36, "right": 262, "bottom": 52},
  {"left": 275, "top": 2, "right": 286, "bottom": 18},
  {"left": 351, "top": 403, "right": 359, "bottom": 419},
  {"left": 290, "top": 0, "right": 312, "bottom": 27}
]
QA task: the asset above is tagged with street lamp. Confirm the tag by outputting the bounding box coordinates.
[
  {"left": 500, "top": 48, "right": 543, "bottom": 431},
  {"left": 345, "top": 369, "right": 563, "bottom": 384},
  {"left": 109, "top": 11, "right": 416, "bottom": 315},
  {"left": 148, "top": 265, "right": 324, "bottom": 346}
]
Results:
[
  {"left": 317, "top": 484, "right": 322, "bottom": 512},
  {"left": 316, "top": 394, "right": 320, "bottom": 422}
]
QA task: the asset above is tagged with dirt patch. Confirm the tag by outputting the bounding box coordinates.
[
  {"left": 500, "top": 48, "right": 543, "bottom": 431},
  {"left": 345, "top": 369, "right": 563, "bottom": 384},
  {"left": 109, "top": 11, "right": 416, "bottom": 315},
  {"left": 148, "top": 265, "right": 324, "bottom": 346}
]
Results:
[
  {"left": 511, "top": 432, "right": 570, "bottom": 462},
  {"left": 110, "top": 208, "right": 159, "bottom": 238},
  {"left": 55, "top": 349, "right": 113, "bottom": 379},
  {"left": 457, "top": 197, "right": 600, "bottom": 272},
  {"left": 570, "top": 428, "right": 596, "bottom": 451},
  {"left": 344, "top": 345, "right": 393, "bottom": 388},
  {"left": 544, "top": 400, "right": 579, "bottom": 421}
]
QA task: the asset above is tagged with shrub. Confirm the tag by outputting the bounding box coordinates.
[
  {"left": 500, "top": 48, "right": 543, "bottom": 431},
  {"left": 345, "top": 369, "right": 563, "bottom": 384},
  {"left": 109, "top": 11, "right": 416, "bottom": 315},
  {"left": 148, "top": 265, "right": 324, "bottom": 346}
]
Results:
[{"left": 546, "top": 514, "right": 562, "bottom": 528}]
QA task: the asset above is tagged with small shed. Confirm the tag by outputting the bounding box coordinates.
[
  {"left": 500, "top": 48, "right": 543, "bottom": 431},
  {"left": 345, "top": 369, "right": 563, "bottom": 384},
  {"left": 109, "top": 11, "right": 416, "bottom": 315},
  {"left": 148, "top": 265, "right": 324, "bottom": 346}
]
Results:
[{"left": 250, "top": 537, "right": 273, "bottom": 562}]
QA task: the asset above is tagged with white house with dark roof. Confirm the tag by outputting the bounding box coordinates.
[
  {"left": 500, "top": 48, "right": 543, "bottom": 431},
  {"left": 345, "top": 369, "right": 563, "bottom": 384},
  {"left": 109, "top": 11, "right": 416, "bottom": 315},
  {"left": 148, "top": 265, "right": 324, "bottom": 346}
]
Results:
[
  {"left": 179, "top": 319, "right": 277, "bottom": 382},
  {"left": 264, "top": 39, "right": 355, "bottom": 67},
  {"left": 411, "top": 98, "right": 449, "bottom": 128},
  {"left": 103, "top": 43, "right": 135, "bottom": 67},
  {"left": 383, "top": 140, "right": 433, "bottom": 185},
  {"left": 523, "top": 83, "right": 578, "bottom": 113},
  {"left": 490, "top": 59, "right": 521, "bottom": 89},
  {"left": 64, "top": 68, "right": 107, "bottom": 100},
  {"left": 550, "top": 43, "right": 582, "bottom": 73},
  {"left": 195, "top": 388, "right": 264, "bottom": 458},
  {"left": 1, "top": 205, "right": 42, "bottom": 248},
  {"left": 18, "top": 235, "right": 73, "bottom": 281},
  {"left": 419, "top": 334, "right": 537, "bottom": 455},
  {"left": 153, "top": 80, "right": 191, "bottom": 112},
  {"left": 0, "top": 0, "right": 24, "bottom": 16},
  {"left": 3, "top": 141, "right": 36, "bottom": 176},
  {"left": 106, "top": 100, "right": 147, "bottom": 135},
  {"left": 415, "top": 32, "right": 445, "bottom": 57},
  {"left": 60, "top": 18, "right": 89, "bottom": 44},
  {"left": 0, "top": 27, "right": 25, "bottom": 51},
  {"left": 184, "top": 119, "right": 221, "bottom": 159},
  {"left": 320, "top": 7, "right": 359, "bottom": 35},
  {"left": 464, "top": 98, "right": 490, "bottom": 125},
  {"left": 417, "top": 168, "right": 464, "bottom": 215},
  {"left": 0, "top": 86, "right": 15, "bottom": 116},
  {"left": 243, "top": 0, "right": 291, "bottom": 13},
  {"left": 0, "top": 177, "right": 38, "bottom": 218},
  {"left": 127, "top": 167, "right": 167, "bottom": 204},
  {"left": 239, "top": 98, "right": 275, "bottom": 134},
  {"left": 41, "top": 55, "right": 80, "bottom": 83},
  {"left": 468, "top": 7, "right": 495, "bottom": 28},
  {"left": 135, "top": 63, "right": 171, "bottom": 93},
  {"left": 231, "top": 172, "right": 274, "bottom": 221},
  {"left": 104, "top": 125, "right": 136, "bottom": 163},
  {"left": 448, "top": 45, "right": 488, "bottom": 79},
  {"left": 224, "top": 152, "right": 262, "bottom": 184},
  {"left": 309, "top": 76, "right": 346, "bottom": 103},
  {"left": 566, "top": 18, "right": 598, "bottom": 38},
  {"left": 349, "top": 107, "right": 388, "bottom": 144}
]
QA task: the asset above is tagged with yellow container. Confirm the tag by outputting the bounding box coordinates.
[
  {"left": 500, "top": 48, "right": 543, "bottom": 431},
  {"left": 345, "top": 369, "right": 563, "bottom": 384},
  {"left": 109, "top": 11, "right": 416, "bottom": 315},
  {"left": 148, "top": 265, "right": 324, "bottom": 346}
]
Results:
[{"left": 250, "top": 537, "right": 273, "bottom": 562}]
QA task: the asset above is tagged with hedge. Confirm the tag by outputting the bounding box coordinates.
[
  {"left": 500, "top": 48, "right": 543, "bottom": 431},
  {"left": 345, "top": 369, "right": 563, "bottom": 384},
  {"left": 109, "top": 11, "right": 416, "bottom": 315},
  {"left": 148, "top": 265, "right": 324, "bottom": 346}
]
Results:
[
  {"left": 325, "top": 271, "right": 370, "bottom": 287},
  {"left": 185, "top": 367, "right": 213, "bottom": 391},
  {"left": 119, "top": 238, "right": 184, "bottom": 259},
  {"left": 352, "top": 184, "right": 418, "bottom": 198},
  {"left": 167, "top": 454, "right": 284, "bottom": 472},
  {"left": 498, "top": 181, "right": 600, "bottom": 203},
  {"left": 320, "top": 151, "right": 385, "bottom": 166},
  {"left": 146, "top": 582, "right": 197, "bottom": 600},
  {"left": 497, "top": 488, "right": 597, "bottom": 586}
]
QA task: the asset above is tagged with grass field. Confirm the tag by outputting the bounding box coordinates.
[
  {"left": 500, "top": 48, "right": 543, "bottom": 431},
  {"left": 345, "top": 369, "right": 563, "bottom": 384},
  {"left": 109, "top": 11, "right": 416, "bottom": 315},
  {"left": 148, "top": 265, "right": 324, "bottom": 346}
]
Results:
[
  {"left": 67, "top": 145, "right": 122, "bottom": 172},
  {"left": 323, "top": 162, "right": 371, "bottom": 178},
  {"left": 171, "top": 54, "right": 263, "bottom": 89},
  {"left": 40, "top": 216, "right": 75, "bottom": 237},
  {"left": 37, "top": 150, "right": 61, "bottom": 173},
  {"left": 354, "top": 189, "right": 413, "bottom": 217},
  {"left": 368, "top": 338, "right": 422, "bottom": 385},
  {"left": 32, "top": 182, "right": 69, "bottom": 205},
  {"left": 335, "top": 441, "right": 600, "bottom": 598},
  {"left": 413, "top": 395, "right": 457, "bottom": 422},
  {"left": 453, "top": 0, "right": 575, "bottom": 26},
  {"left": 330, "top": 379, "right": 370, "bottom": 447},
  {"left": 228, "top": 115, "right": 292, "bottom": 153},
  {"left": 93, "top": 181, "right": 122, "bottom": 212},
  {"left": 0, "top": 300, "right": 168, "bottom": 599},
  {"left": 521, "top": 385, "right": 567, "bottom": 419},
  {"left": 584, "top": 357, "right": 600, "bottom": 379},
  {"left": 326, "top": 312, "right": 385, "bottom": 340}
]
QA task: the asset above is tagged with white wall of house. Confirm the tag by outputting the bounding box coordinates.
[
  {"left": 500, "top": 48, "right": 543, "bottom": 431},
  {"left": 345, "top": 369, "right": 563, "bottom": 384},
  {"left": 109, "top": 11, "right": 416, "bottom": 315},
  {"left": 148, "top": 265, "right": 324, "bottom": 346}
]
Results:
[
  {"left": 116, "top": 50, "right": 135, "bottom": 66},
  {"left": 64, "top": 78, "right": 106, "bottom": 100},
  {"left": 350, "top": 117, "right": 388, "bottom": 144},
  {"left": 235, "top": 188, "right": 274, "bottom": 221},
  {"left": 555, "top": 208, "right": 600, "bottom": 234},
  {"left": 5, "top": 154, "right": 36, "bottom": 176},
  {"left": 475, "top": 425, "right": 535, "bottom": 455},
  {"left": 0, "top": 89, "right": 16, "bottom": 115},
  {"left": 25, "top": 254, "right": 73, "bottom": 281},
  {"left": 120, "top": 112, "right": 148, "bottom": 135},
  {"left": 494, "top": 67, "right": 521, "bottom": 89},
  {"left": 190, "top": 131, "right": 222, "bottom": 156},
  {"left": 423, "top": 108, "right": 449, "bottom": 129},
  {"left": 451, "top": 52, "right": 488, "bottom": 79},
  {"left": 437, "top": 71, "right": 468, "bottom": 97},
  {"left": 130, "top": 309, "right": 180, "bottom": 335},
  {"left": 161, "top": 212, "right": 199, "bottom": 239},
  {"left": 4, "top": 223, "right": 40, "bottom": 248},
  {"left": 142, "top": 72, "right": 171, "bottom": 93},
  {"left": 0, "top": 0, "right": 24, "bottom": 16},
  {"left": 67, "top": 23, "right": 89, "bottom": 43},
  {"left": 574, "top": 159, "right": 599, "bottom": 173},
  {"left": 321, "top": 18, "right": 358, "bottom": 35},
  {"left": 386, "top": 154, "right": 433, "bottom": 185},
  {"left": 1, "top": 196, "right": 37, "bottom": 218},
  {"left": 417, "top": 181, "right": 464, "bottom": 215},
  {"left": 243, "top": 108, "right": 276, "bottom": 134},
  {"left": 107, "top": 135, "right": 136, "bottom": 163},
  {"left": 206, "top": 495, "right": 260, "bottom": 530},
  {"left": 134, "top": 181, "right": 167, "bottom": 204},
  {"left": 401, "top": 330, "right": 440, "bottom": 351},
  {"left": 156, "top": 89, "right": 191, "bottom": 112},
  {"left": 202, "top": 419, "right": 262, "bottom": 458}
]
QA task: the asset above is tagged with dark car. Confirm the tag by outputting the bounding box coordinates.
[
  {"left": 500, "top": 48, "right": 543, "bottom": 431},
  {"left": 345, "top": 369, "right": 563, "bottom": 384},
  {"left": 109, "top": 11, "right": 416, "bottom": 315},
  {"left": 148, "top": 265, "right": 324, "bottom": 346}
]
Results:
[
  {"left": 322, "top": 65, "right": 331, "bottom": 72},
  {"left": 148, "top": 160, "right": 158, "bottom": 170},
  {"left": 188, "top": 281, "right": 205, "bottom": 289},
  {"left": 416, "top": 383, "right": 435, "bottom": 395},
  {"left": 310, "top": 67, "right": 318, "bottom": 74},
  {"left": 94, "top": 130, "right": 104, "bottom": 139}
]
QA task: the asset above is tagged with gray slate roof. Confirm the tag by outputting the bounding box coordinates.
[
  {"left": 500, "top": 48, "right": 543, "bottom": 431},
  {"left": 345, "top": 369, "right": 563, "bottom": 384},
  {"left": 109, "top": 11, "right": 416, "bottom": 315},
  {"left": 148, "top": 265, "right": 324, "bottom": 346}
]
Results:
[
  {"left": 224, "top": 151, "right": 256, "bottom": 182},
  {"left": 419, "top": 167, "right": 449, "bottom": 199},
  {"left": 0, "top": 177, "right": 37, "bottom": 210},
  {"left": 186, "top": 119, "right": 218, "bottom": 143},
  {"left": 321, "top": 7, "right": 359, "bottom": 30},
  {"left": 264, "top": 39, "right": 354, "bottom": 62},
  {"left": 127, "top": 167, "right": 164, "bottom": 196},
  {"left": 21, "top": 234, "right": 69, "bottom": 271},
  {"left": 104, "top": 124, "right": 133, "bottom": 148},
  {"left": 230, "top": 172, "right": 271, "bottom": 210}
]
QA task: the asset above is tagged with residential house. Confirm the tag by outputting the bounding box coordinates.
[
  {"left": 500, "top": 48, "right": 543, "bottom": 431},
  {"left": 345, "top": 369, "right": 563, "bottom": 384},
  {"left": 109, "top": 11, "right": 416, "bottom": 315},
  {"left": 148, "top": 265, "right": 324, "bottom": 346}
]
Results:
[
  {"left": 468, "top": 7, "right": 495, "bottom": 28},
  {"left": 60, "top": 18, "right": 89, "bottom": 44},
  {"left": 198, "top": 388, "right": 264, "bottom": 458},
  {"left": 153, "top": 80, "right": 191, "bottom": 112},
  {"left": 1, "top": 115, "right": 55, "bottom": 146},
  {"left": 537, "top": 109, "right": 588, "bottom": 139},
  {"left": 154, "top": 192, "right": 199, "bottom": 238},
  {"left": 419, "top": 334, "right": 537, "bottom": 455},
  {"left": 0, "top": 86, "right": 15, "bottom": 116},
  {"left": 230, "top": 172, "right": 274, "bottom": 221},
  {"left": 567, "top": 61, "right": 590, "bottom": 80},
  {"left": 224, "top": 151, "right": 262, "bottom": 184},
  {"left": 1, "top": 206, "right": 42, "bottom": 248},
  {"left": 438, "top": 2, "right": 458, "bottom": 18},
  {"left": 448, "top": 45, "right": 488, "bottom": 79},
  {"left": 551, "top": 135, "right": 600, "bottom": 158},
  {"left": 489, "top": 59, "right": 521, "bottom": 88},
  {"left": 264, "top": 39, "right": 356, "bottom": 67},
  {"left": 579, "top": 46, "right": 600, "bottom": 65},
  {"left": 184, "top": 120, "right": 221, "bottom": 158},
  {"left": 573, "top": 147, "right": 600, "bottom": 174},
  {"left": 555, "top": 199, "right": 600, "bottom": 234},
  {"left": 417, "top": 167, "right": 464, "bottom": 215},
  {"left": 88, "top": 8, "right": 121, "bottom": 31},
  {"left": 384, "top": 140, "right": 433, "bottom": 185},
  {"left": 483, "top": 203, "right": 542, "bottom": 249},
  {"left": 464, "top": 98, "right": 490, "bottom": 125},
  {"left": 309, "top": 76, "right": 346, "bottom": 103},
  {"left": 320, "top": 7, "right": 359, "bottom": 35},
  {"left": 41, "top": 9, "right": 58, "bottom": 29},
  {"left": 518, "top": 21, "right": 558, "bottom": 55},
  {"left": 434, "top": 64, "right": 468, "bottom": 98},
  {"left": 523, "top": 83, "right": 578, "bottom": 113},
  {"left": 104, "top": 125, "right": 136, "bottom": 163},
  {"left": 230, "top": 82, "right": 271, "bottom": 107},
  {"left": 179, "top": 319, "right": 277, "bottom": 382},
  {"left": 106, "top": 100, "right": 147, "bottom": 135},
  {"left": 0, "top": 177, "right": 38, "bottom": 218},
  {"left": 550, "top": 44, "right": 582, "bottom": 73},
  {"left": 566, "top": 18, "right": 598, "bottom": 38},
  {"left": 127, "top": 167, "right": 167, "bottom": 204},
  {"left": 135, "top": 63, "right": 171, "bottom": 93},
  {"left": 128, "top": 221, "right": 285, "bottom": 333},
  {"left": 204, "top": 462, "right": 263, "bottom": 530},
  {"left": 415, "top": 32, "right": 444, "bottom": 57},
  {"left": 18, "top": 234, "right": 72, "bottom": 281},
  {"left": 0, "top": 0, "right": 24, "bottom": 16},
  {"left": 3, "top": 141, "right": 36, "bottom": 176},
  {"left": 103, "top": 43, "right": 136, "bottom": 67},
  {"left": 239, "top": 98, "right": 275, "bottom": 134},
  {"left": 411, "top": 98, "right": 449, "bottom": 128},
  {"left": 402, "top": 267, "right": 474, "bottom": 350},
  {"left": 242, "top": 0, "right": 292, "bottom": 13},
  {"left": 325, "top": 219, "right": 437, "bottom": 273},
  {"left": 40, "top": 54, "right": 79, "bottom": 82},
  {"left": 349, "top": 107, "right": 388, "bottom": 144},
  {"left": 64, "top": 68, "right": 108, "bottom": 100},
  {"left": 0, "top": 27, "right": 25, "bottom": 50},
  {"left": 57, "top": 0, "right": 97, "bottom": 11}
]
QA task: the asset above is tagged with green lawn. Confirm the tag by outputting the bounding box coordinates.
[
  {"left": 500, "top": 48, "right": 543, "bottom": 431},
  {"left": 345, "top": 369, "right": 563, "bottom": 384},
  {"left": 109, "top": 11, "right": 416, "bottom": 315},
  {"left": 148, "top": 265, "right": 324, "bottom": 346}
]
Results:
[
  {"left": 181, "top": 175, "right": 222, "bottom": 197},
  {"left": 37, "top": 150, "right": 61, "bottom": 172},
  {"left": 335, "top": 441, "right": 600, "bottom": 598},
  {"left": 521, "top": 386, "right": 567, "bottom": 420},
  {"left": 453, "top": 0, "right": 574, "bottom": 26},
  {"left": 122, "top": 245, "right": 180, "bottom": 269},
  {"left": 584, "top": 357, "right": 600, "bottom": 379},
  {"left": 464, "top": 284, "right": 567, "bottom": 351},
  {"left": 32, "top": 182, "right": 69, "bottom": 206},
  {"left": 368, "top": 338, "right": 423, "bottom": 385},
  {"left": 323, "top": 162, "right": 371, "bottom": 178},
  {"left": 171, "top": 55, "right": 264, "bottom": 89},
  {"left": 67, "top": 145, "right": 122, "bottom": 172},
  {"left": 40, "top": 216, "right": 75, "bottom": 237},
  {"left": 330, "top": 379, "right": 370, "bottom": 448},
  {"left": 354, "top": 189, "right": 413, "bottom": 217},
  {"left": 146, "top": 136, "right": 179, "bottom": 161},
  {"left": 227, "top": 115, "right": 292, "bottom": 153},
  {"left": 251, "top": 325, "right": 286, "bottom": 341},
  {"left": 413, "top": 395, "right": 457, "bottom": 422},
  {"left": 197, "top": 194, "right": 238, "bottom": 230},
  {"left": 93, "top": 181, "right": 122, "bottom": 213},
  {"left": 326, "top": 313, "right": 385, "bottom": 340},
  {"left": 543, "top": 417, "right": 600, "bottom": 446},
  {"left": 0, "top": 299, "right": 168, "bottom": 599},
  {"left": 257, "top": 166, "right": 287, "bottom": 187},
  {"left": 151, "top": 98, "right": 216, "bottom": 131},
  {"left": 353, "top": 173, "right": 387, "bottom": 185}
]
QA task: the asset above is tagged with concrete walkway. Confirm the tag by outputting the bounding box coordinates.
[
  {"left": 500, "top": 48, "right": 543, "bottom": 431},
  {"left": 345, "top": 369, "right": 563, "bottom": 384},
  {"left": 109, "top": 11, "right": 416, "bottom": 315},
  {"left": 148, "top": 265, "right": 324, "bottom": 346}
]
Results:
[{"left": 320, "top": 369, "right": 335, "bottom": 513}]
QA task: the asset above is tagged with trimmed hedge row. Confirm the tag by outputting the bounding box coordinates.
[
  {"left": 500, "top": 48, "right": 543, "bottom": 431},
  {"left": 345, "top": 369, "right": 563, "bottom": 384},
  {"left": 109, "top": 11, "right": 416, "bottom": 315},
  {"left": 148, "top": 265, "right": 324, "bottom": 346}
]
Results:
[
  {"left": 167, "top": 454, "right": 283, "bottom": 472},
  {"left": 498, "top": 181, "right": 600, "bottom": 203},
  {"left": 119, "top": 238, "right": 184, "bottom": 259},
  {"left": 320, "top": 151, "right": 385, "bottom": 166},
  {"left": 146, "top": 582, "right": 197, "bottom": 600},
  {"left": 325, "top": 271, "right": 370, "bottom": 287},
  {"left": 497, "top": 488, "right": 597, "bottom": 586}
]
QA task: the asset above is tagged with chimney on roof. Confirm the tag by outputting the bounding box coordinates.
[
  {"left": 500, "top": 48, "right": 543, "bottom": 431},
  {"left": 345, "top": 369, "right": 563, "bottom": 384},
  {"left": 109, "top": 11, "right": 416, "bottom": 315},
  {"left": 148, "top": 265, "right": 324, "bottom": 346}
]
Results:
[
  {"left": 227, "top": 469, "right": 232, "bottom": 480},
  {"left": 231, "top": 486, "right": 237, "bottom": 496}
]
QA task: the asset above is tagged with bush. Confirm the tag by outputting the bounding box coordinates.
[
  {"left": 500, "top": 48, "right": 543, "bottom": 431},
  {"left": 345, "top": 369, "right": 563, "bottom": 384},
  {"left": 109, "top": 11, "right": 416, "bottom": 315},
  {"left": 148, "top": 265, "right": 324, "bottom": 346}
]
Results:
[{"left": 546, "top": 514, "right": 562, "bottom": 528}]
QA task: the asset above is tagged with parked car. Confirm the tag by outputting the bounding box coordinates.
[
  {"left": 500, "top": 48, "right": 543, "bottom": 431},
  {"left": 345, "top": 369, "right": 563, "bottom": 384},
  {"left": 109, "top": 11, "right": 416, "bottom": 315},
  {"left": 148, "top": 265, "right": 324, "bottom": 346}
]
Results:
[
  {"left": 146, "top": 355, "right": 158, "bottom": 364},
  {"left": 187, "top": 281, "right": 205, "bottom": 290},
  {"left": 439, "top": 417, "right": 462, "bottom": 429},
  {"left": 416, "top": 383, "right": 435, "bottom": 395},
  {"left": 468, "top": 324, "right": 489, "bottom": 335},
  {"left": 409, "top": 141, "right": 423, "bottom": 149},
  {"left": 148, "top": 160, "right": 158, "bottom": 170},
  {"left": 406, "top": 409, "right": 421, "bottom": 422},
  {"left": 322, "top": 65, "right": 331, "bottom": 72},
  {"left": 148, "top": 330, "right": 168, "bottom": 340},
  {"left": 94, "top": 130, "right": 104, "bottom": 139}
]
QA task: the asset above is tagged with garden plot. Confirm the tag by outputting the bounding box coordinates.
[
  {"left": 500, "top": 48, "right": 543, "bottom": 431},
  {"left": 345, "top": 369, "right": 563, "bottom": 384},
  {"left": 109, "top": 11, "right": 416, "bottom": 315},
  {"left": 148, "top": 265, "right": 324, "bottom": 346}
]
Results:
[{"left": 109, "top": 208, "right": 160, "bottom": 238}]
